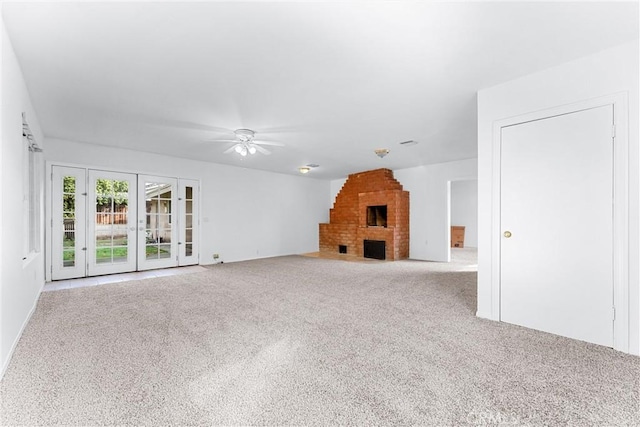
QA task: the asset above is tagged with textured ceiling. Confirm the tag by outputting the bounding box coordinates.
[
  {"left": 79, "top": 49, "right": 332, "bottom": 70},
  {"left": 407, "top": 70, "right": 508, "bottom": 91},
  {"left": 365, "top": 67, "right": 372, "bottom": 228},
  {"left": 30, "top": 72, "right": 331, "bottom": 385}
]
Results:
[{"left": 3, "top": 1, "right": 638, "bottom": 179}]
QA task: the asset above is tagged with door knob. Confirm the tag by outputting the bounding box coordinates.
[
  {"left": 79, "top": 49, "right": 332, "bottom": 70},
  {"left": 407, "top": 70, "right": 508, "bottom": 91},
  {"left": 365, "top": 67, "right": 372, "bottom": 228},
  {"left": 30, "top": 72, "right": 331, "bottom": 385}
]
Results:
[{"left": 504, "top": 231, "right": 512, "bottom": 238}]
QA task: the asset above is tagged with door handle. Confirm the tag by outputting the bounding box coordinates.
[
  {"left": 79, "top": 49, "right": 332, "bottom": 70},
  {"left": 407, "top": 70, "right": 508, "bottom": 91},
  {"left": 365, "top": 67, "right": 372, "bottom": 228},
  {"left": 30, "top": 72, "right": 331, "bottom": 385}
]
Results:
[
  {"left": 139, "top": 227, "right": 144, "bottom": 231},
  {"left": 129, "top": 227, "right": 136, "bottom": 231},
  {"left": 504, "top": 231, "right": 512, "bottom": 238}
]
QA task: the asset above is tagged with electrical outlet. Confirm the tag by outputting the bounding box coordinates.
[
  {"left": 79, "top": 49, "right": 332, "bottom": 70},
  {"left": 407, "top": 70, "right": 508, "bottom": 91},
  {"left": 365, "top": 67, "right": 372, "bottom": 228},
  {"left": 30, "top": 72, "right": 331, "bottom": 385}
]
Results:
[{"left": 213, "top": 253, "right": 219, "bottom": 260}]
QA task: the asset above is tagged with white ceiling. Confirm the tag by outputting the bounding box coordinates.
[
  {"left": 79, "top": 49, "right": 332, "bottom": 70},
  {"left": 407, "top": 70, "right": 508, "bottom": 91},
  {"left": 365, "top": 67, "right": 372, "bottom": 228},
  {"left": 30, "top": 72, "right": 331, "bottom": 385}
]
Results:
[{"left": 3, "top": 1, "right": 638, "bottom": 179}]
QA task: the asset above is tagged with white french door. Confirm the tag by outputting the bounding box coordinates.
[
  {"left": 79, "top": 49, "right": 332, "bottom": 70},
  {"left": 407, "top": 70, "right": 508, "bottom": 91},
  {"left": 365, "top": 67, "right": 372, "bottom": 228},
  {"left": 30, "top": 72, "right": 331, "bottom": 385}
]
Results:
[
  {"left": 87, "top": 170, "right": 138, "bottom": 276},
  {"left": 50, "top": 168, "right": 199, "bottom": 280},
  {"left": 52, "top": 166, "right": 87, "bottom": 280},
  {"left": 138, "top": 175, "right": 178, "bottom": 270},
  {"left": 178, "top": 179, "right": 199, "bottom": 266}
]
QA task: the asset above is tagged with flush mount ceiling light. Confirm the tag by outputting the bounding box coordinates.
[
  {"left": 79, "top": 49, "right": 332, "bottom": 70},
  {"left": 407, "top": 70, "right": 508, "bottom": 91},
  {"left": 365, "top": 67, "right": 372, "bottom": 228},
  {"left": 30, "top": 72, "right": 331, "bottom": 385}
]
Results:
[
  {"left": 298, "top": 167, "right": 311, "bottom": 174},
  {"left": 374, "top": 148, "right": 390, "bottom": 158}
]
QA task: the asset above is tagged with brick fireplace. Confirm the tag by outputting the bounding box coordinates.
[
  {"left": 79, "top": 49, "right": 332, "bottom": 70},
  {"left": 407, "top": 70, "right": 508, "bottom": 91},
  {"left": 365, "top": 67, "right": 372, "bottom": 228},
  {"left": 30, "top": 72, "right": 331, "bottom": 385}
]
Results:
[{"left": 319, "top": 168, "right": 409, "bottom": 260}]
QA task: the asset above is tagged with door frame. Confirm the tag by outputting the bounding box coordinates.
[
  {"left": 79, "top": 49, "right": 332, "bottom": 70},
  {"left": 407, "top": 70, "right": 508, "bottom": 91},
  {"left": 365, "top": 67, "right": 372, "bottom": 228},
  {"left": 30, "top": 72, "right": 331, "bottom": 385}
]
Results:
[
  {"left": 490, "top": 92, "right": 629, "bottom": 352},
  {"left": 45, "top": 161, "right": 201, "bottom": 281}
]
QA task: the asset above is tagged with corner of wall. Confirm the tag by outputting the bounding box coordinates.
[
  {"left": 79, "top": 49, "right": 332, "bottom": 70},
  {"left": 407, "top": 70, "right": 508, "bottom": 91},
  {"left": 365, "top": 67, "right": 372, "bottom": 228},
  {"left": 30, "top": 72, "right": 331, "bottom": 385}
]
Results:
[
  {"left": 0, "top": 10, "right": 5, "bottom": 378},
  {"left": 0, "top": 289, "right": 39, "bottom": 379}
]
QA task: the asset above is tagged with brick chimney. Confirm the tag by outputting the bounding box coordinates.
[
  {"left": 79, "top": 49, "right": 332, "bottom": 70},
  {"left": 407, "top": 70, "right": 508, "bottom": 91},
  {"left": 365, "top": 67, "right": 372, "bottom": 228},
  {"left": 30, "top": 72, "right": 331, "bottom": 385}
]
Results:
[{"left": 319, "top": 168, "right": 409, "bottom": 260}]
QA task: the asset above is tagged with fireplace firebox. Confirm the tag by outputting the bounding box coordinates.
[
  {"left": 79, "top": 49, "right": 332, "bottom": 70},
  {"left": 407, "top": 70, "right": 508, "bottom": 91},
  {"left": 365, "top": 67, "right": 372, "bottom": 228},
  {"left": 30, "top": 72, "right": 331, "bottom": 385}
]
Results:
[
  {"left": 367, "top": 205, "right": 387, "bottom": 227},
  {"left": 364, "top": 240, "right": 386, "bottom": 260}
]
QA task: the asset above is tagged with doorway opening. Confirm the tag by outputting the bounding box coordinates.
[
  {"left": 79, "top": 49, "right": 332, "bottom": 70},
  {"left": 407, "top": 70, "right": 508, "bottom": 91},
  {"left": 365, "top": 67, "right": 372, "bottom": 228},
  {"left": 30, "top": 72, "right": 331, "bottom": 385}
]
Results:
[{"left": 448, "top": 179, "right": 478, "bottom": 263}]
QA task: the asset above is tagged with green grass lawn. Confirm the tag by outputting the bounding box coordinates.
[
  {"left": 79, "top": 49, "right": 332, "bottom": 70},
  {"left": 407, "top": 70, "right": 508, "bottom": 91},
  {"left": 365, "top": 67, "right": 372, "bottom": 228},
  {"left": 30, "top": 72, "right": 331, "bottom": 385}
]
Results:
[{"left": 63, "top": 245, "right": 169, "bottom": 261}]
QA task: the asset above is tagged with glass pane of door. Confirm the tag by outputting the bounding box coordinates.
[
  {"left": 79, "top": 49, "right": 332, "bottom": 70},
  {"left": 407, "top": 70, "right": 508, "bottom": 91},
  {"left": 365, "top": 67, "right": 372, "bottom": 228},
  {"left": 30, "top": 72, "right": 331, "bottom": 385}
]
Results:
[
  {"left": 144, "top": 183, "right": 172, "bottom": 260},
  {"left": 63, "top": 178, "right": 76, "bottom": 267},
  {"left": 87, "top": 171, "right": 137, "bottom": 276},
  {"left": 51, "top": 166, "right": 87, "bottom": 280},
  {"left": 94, "top": 178, "right": 130, "bottom": 264},
  {"left": 179, "top": 179, "right": 199, "bottom": 266},
  {"left": 138, "top": 176, "right": 177, "bottom": 270}
]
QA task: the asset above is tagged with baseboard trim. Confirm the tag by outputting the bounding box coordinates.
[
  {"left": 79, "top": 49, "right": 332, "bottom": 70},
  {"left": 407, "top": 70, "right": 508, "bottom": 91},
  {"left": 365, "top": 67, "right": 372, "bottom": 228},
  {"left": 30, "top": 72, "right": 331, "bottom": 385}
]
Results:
[
  {"left": 475, "top": 310, "right": 495, "bottom": 320},
  {"left": 1, "top": 284, "right": 43, "bottom": 381}
]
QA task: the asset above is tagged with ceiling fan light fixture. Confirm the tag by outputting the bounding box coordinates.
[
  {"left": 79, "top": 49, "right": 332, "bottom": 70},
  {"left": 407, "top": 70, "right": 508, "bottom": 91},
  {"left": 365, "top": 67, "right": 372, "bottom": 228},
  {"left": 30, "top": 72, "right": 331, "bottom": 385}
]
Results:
[
  {"left": 235, "top": 128, "right": 255, "bottom": 142},
  {"left": 298, "top": 167, "right": 311, "bottom": 174},
  {"left": 220, "top": 128, "right": 282, "bottom": 156}
]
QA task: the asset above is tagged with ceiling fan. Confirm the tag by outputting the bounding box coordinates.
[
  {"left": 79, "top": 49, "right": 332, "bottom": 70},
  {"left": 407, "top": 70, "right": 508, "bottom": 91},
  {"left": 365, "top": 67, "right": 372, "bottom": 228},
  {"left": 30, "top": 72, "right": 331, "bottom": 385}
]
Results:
[{"left": 215, "top": 129, "right": 284, "bottom": 156}]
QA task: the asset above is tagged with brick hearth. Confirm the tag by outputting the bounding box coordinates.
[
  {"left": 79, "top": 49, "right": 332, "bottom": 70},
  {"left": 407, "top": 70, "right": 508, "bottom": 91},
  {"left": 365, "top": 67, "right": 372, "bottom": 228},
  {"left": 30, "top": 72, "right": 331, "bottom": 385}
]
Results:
[{"left": 319, "top": 168, "right": 409, "bottom": 260}]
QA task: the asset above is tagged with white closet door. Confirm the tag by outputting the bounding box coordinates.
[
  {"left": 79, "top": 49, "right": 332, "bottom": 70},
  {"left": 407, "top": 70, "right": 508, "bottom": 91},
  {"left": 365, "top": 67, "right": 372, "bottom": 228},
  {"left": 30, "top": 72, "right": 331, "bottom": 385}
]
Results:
[{"left": 500, "top": 105, "right": 614, "bottom": 347}]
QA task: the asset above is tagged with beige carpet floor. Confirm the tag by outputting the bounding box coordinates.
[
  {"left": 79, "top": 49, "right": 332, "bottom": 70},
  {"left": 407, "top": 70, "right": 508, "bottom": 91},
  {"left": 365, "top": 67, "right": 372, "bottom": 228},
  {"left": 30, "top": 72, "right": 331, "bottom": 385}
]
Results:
[{"left": 1, "top": 251, "right": 638, "bottom": 426}]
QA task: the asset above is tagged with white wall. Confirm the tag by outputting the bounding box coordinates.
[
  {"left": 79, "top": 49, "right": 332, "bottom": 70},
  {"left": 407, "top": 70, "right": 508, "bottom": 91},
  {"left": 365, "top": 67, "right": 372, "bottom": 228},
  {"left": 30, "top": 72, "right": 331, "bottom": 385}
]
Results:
[
  {"left": 45, "top": 139, "right": 330, "bottom": 268},
  {"left": 329, "top": 178, "right": 346, "bottom": 207},
  {"left": 477, "top": 41, "right": 639, "bottom": 355},
  {"left": 1, "top": 19, "right": 46, "bottom": 376},
  {"left": 451, "top": 180, "right": 478, "bottom": 248},
  {"left": 395, "top": 159, "right": 477, "bottom": 262}
]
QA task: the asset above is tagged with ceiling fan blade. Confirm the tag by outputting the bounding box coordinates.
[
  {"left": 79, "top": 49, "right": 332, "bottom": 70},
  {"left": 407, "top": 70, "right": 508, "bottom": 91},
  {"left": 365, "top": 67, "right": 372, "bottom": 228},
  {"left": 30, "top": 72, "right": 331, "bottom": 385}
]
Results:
[
  {"left": 208, "top": 139, "right": 240, "bottom": 144},
  {"left": 223, "top": 144, "right": 240, "bottom": 154},
  {"left": 253, "top": 140, "right": 285, "bottom": 147},
  {"left": 254, "top": 145, "right": 271, "bottom": 155},
  {"left": 132, "top": 116, "right": 235, "bottom": 135}
]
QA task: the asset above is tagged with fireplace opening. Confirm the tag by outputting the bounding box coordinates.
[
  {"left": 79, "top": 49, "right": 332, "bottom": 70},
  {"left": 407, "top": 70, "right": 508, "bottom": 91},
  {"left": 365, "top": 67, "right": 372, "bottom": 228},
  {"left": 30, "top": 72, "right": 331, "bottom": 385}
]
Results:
[
  {"left": 364, "top": 240, "right": 386, "bottom": 260},
  {"left": 339, "top": 245, "right": 347, "bottom": 254},
  {"left": 367, "top": 205, "right": 387, "bottom": 227}
]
